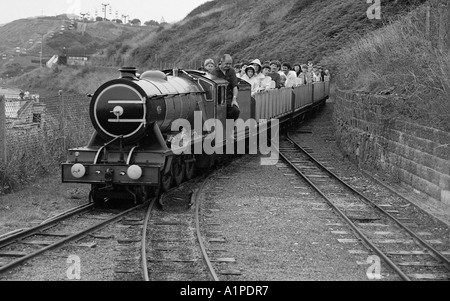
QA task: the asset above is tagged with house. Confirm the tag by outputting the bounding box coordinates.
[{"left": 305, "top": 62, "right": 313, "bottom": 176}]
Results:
[
  {"left": 58, "top": 48, "right": 89, "bottom": 66},
  {"left": 5, "top": 97, "right": 47, "bottom": 131}
]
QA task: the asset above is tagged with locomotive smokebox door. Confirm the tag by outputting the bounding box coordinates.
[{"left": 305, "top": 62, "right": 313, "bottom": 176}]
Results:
[{"left": 90, "top": 81, "right": 147, "bottom": 144}]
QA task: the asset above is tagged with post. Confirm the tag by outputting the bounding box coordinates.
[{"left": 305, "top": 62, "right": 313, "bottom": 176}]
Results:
[
  {"left": 425, "top": 4, "right": 430, "bottom": 40},
  {"left": 40, "top": 34, "right": 43, "bottom": 68},
  {"left": 0, "top": 95, "right": 6, "bottom": 163},
  {"left": 59, "top": 90, "right": 66, "bottom": 152},
  {"left": 101, "top": 3, "right": 110, "bottom": 21},
  {"left": 438, "top": 3, "right": 446, "bottom": 52}
]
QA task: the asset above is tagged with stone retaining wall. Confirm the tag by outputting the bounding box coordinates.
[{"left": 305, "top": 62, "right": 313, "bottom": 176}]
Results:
[{"left": 334, "top": 90, "right": 450, "bottom": 207}]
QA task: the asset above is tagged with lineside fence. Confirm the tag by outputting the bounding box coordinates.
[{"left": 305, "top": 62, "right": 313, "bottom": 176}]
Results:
[{"left": 0, "top": 93, "right": 92, "bottom": 192}]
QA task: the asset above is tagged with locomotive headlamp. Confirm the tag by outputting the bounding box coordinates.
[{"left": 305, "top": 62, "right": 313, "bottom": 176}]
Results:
[
  {"left": 74, "top": 152, "right": 80, "bottom": 157},
  {"left": 127, "top": 165, "right": 142, "bottom": 180},
  {"left": 111, "top": 106, "right": 124, "bottom": 117},
  {"left": 71, "top": 164, "right": 86, "bottom": 179}
]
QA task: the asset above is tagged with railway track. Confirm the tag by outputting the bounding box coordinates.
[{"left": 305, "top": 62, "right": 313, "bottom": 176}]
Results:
[
  {"left": 0, "top": 201, "right": 152, "bottom": 275},
  {"left": 279, "top": 132, "right": 450, "bottom": 281},
  {"left": 141, "top": 175, "right": 220, "bottom": 281}
]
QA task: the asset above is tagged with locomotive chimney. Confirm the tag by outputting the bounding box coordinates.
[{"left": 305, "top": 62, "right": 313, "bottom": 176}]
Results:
[{"left": 119, "top": 67, "right": 138, "bottom": 79}]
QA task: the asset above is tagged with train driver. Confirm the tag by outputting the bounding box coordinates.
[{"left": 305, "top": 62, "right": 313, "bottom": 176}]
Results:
[{"left": 212, "top": 54, "right": 240, "bottom": 121}]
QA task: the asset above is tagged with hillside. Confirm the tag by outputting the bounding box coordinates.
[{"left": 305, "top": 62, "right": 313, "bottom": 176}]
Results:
[
  {"left": 5, "top": 0, "right": 429, "bottom": 95},
  {"left": 102, "top": 0, "right": 427, "bottom": 70},
  {"left": 0, "top": 17, "right": 147, "bottom": 78}
]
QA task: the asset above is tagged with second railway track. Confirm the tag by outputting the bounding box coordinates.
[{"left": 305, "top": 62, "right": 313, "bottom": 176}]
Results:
[
  {"left": 279, "top": 131, "right": 450, "bottom": 281},
  {"left": 141, "top": 175, "right": 221, "bottom": 281},
  {"left": 0, "top": 201, "right": 152, "bottom": 276}
]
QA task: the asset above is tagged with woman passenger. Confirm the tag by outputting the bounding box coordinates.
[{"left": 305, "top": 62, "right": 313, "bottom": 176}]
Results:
[
  {"left": 241, "top": 65, "right": 260, "bottom": 96},
  {"left": 204, "top": 58, "right": 216, "bottom": 74},
  {"left": 293, "top": 63, "right": 301, "bottom": 77},
  {"left": 260, "top": 64, "right": 273, "bottom": 90},
  {"left": 250, "top": 59, "right": 265, "bottom": 86}
]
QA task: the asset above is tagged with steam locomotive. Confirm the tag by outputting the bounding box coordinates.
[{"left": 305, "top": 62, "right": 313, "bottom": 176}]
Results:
[{"left": 61, "top": 67, "right": 329, "bottom": 204}]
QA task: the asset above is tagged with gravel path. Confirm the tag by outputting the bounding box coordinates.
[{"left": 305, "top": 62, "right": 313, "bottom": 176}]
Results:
[{"left": 199, "top": 158, "right": 370, "bottom": 281}]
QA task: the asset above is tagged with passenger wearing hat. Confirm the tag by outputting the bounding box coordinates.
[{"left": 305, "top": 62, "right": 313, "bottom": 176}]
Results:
[
  {"left": 250, "top": 59, "right": 265, "bottom": 86},
  {"left": 241, "top": 65, "right": 260, "bottom": 96},
  {"left": 204, "top": 58, "right": 216, "bottom": 74}
]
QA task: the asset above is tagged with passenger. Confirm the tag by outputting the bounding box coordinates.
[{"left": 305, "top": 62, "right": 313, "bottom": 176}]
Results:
[
  {"left": 204, "top": 58, "right": 216, "bottom": 74},
  {"left": 312, "top": 67, "right": 321, "bottom": 82},
  {"left": 280, "top": 73, "right": 287, "bottom": 87},
  {"left": 211, "top": 54, "right": 240, "bottom": 121},
  {"left": 259, "top": 64, "right": 273, "bottom": 91},
  {"left": 298, "top": 64, "right": 308, "bottom": 85},
  {"left": 305, "top": 64, "right": 314, "bottom": 84},
  {"left": 268, "top": 60, "right": 282, "bottom": 89},
  {"left": 318, "top": 66, "right": 325, "bottom": 82},
  {"left": 234, "top": 63, "right": 242, "bottom": 78},
  {"left": 238, "top": 60, "right": 250, "bottom": 78},
  {"left": 281, "top": 62, "right": 297, "bottom": 88},
  {"left": 240, "top": 65, "right": 259, "bottom": 96},
  {"left": 324, "top": 69, "right": 331, "bottom": 81},
  {"left": 250, "top": 59, "right": 265, "bottom": 86},
  {"left": 293, "top": 63, "right": 301, "bottom": 77}
]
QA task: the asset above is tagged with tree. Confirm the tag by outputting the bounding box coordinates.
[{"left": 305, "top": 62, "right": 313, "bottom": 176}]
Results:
[
  {"left": 1, "top": 63, "right": 22, "bottom": 78},
  {"left": 113, "top": 19, "right": 123, "bottom": 24},
  {"left": 96, "top": 16, "right": 103, "bottom": 22},
  {"left": 144, "top": 20, "right": 159, "bottom": 26},
  {"left": 130, "top": 18, "right": 141, "bottom": 26}
]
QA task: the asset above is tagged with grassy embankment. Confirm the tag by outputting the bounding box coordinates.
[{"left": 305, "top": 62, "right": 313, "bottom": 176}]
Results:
[{"left": 323, "top": 2, "right": 450, "bottom": 131}]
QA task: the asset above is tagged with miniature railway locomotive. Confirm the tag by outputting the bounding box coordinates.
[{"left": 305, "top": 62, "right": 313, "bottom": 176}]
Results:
[{"left": 62, "top": 67, "right": 330, "bottom": 204}]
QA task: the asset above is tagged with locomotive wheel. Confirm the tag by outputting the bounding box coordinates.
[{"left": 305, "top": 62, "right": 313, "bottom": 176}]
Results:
[
  {"left": 161, "top": 171, "right": 173, "bottom": 192},
  {"left": 185, "top": 159, "right": 196, "bottom": 180},
  {"left": 172, "top": 157, "right": 185, "bottom": 186}
]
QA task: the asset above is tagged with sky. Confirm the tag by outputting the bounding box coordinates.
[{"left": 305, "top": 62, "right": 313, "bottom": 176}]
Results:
[{"left": 0, "top": 0, "right": 209, "bottom": 24}]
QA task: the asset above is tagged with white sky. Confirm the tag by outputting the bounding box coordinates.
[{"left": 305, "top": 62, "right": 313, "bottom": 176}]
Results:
[{"left": 0, "top": 0, "right": 209, "bottom": 24}]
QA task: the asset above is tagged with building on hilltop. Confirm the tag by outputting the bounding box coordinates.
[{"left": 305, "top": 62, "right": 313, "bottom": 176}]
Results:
[{"left": 58, "top": 47, "right": 89, "bottom": 66}]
